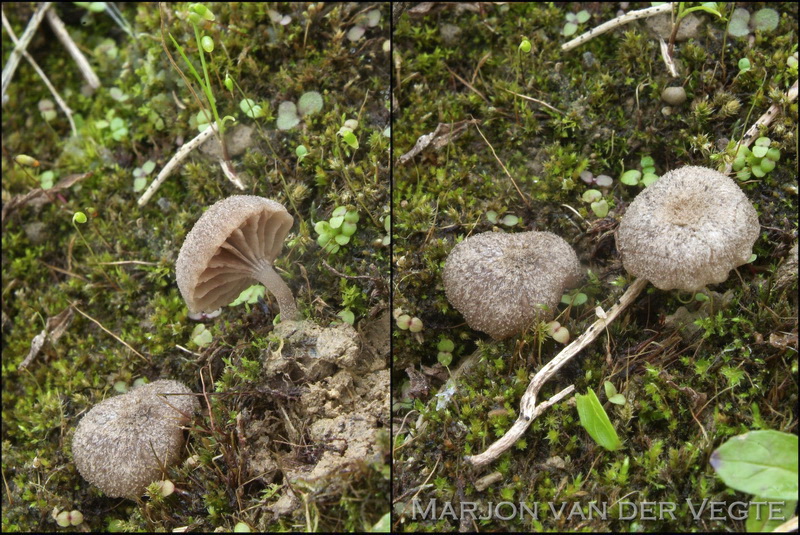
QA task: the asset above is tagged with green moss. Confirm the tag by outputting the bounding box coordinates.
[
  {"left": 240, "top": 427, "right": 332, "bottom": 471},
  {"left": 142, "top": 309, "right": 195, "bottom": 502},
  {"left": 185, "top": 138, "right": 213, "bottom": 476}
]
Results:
[
  {"left": 393, "top": 2, "right": 797, "bottom": 531},
  {"left": 3, "top": 2, "right": 388, "bottom": 531}
]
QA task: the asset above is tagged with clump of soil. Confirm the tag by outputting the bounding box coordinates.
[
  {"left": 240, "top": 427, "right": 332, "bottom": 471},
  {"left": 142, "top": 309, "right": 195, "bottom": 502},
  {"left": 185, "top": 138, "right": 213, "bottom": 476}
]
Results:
[{"left": 244, "top": 312, "right": 389, "bottom": 518}]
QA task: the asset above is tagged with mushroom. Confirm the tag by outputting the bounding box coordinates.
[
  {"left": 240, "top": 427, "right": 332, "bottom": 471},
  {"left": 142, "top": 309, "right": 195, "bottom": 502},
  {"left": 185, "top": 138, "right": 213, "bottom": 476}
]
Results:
[
  {"left": 442, "top": 231, "right": 582, "bottom": 339},
  {"left": 72, "top": 380, "right": 199, "bottom": 498},
  {"left": 176, "top": 195, "right": 298, "bottom": 321},
  {"left": 617, "top": 165, "right": 760, "bottom": 291},
  {"left": 467, "top": 166, "right": 760, "bottom": 468}
]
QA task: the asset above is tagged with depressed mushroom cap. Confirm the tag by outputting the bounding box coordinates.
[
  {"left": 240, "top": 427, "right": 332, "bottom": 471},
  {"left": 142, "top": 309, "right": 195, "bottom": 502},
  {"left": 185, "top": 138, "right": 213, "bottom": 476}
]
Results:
[
  {"left": 617, "top": 166, "right": 759, "bottom": 292},
  {"left": 176, "top": 196, "right": 293, "bottom": 315},
  {"left": 443, "top": 231, "right": 582, "bottom": 339},
  {"left": 72, "top": 380, "right": 199, "bottom": 498}
]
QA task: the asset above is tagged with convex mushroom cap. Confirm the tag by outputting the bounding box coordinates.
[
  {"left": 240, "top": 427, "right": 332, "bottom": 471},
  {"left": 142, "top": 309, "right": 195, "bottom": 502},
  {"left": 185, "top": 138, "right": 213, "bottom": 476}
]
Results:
[
  {"left": 443, "top": 231, "right": 582, "bottom": 339},
  {"left": 72, "top": 380, "right": 199, "bottom": 498},
  {"left": 176, "top": 195, "right": 298, "bottom": 320},
  {"left": 617, "top": 165, "right": 759, "bottom": 292}
]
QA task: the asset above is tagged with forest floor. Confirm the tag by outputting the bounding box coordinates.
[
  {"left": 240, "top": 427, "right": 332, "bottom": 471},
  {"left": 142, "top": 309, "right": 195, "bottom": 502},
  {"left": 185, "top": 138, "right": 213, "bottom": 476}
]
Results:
[
  {"left": 2, "top": 2, "right": 390, "bottom": 532},
  {"left": 392, "top": 2, "right": 797, "bottom": 532}
]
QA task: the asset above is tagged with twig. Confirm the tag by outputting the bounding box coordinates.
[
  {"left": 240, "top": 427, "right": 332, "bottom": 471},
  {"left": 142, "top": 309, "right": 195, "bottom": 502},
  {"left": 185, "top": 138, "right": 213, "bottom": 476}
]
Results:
[
  {"left": 465, "top": 277, "right": 649, "bottom": 468},
  {"left": 137, "top": 124, "right": 217, "bottom": 206},
  {"left": 1, "top": 2, "right": 52, "bottom": 102},
  {"left": 2, "top": 9, "right": 78, "bottom": 138},
  {"left": 472, "top": 120, "right": 530, "bottom": 207},
  {"left": 499, "top": 87, "right": 564, "bottom": 115},
  {"left": 45, "top": 8, "right": 101, "bottom": 91},
  {"left": 724, "top": 80, "right": 798, "bottom": 174},
  {"left": 658, "top": 37, "right": 679, "bottom": 78},
  {"left": 322, "top": 260, "right": 380, "bottom": 282},
  {"left": 561, "top": 3, "right": 672, "bottom": 52},
  {"left": 72, "top": 304, "right": 151, "bottom": 364}
]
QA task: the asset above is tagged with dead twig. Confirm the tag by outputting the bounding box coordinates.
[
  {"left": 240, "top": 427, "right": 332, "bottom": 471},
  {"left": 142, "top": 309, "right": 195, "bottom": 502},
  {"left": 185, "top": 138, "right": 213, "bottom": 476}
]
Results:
[
  {"left": 561, "top": 3, "right": 672, "bottom": 52},
  {"left": 499, "top": 87, "right": 564, "bottom": 115},
  {"left": 465, "top": 277, "right": 649, "bottom": 468},
  {"left": 72, "top": 304, "right": 151, "bottom": 364},
  {"left": 44, "top": 8, "right": 100, "bottom": 91},
  {"left": 472, "top": 120, "right": 530, "bottom": 208},
  {"left": 1, "top": 6, "right": 76, "bottom": 135},
  {"left": 1, "top": 2, "right": 52, "bottom": 101},
  {"left": 137, "top": 125, "right": 217, "bottom": 206}
]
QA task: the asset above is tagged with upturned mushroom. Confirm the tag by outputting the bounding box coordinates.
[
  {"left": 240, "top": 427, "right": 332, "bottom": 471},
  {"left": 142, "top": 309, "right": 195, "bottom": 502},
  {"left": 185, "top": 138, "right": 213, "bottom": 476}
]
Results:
[
  {"left": 72, "top": 380, "right": 199, "bottom": 498},
  {"left": 443, "top": 231, "right": 582, "bottom": 339},
  {"left": 176, "top": 195, "right": 298, "bottom": 321},
  {"left": 467, "top": 166, "right": 760, "bottom": 467}
]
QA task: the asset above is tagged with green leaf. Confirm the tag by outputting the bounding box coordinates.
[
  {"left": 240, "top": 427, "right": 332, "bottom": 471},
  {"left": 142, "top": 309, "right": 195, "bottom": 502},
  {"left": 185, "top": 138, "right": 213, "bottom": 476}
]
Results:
[
  {"left": 341, "top": 130, "right": 359, "bottom": 149},
  {"left": 576, "top": 389, "right": 622, "bottom": 451},
  {"left": 297, "top": 91, "right": 323, "bottom": 116},
  {"left": 562, "top": 22, "right": 578, "bottom": 36},
  {"left": 437, "top": 338, "right": 455, "bottom": 352},
  {"left": 620, "top": 169, "right": 641, "bottom": 186},
  {"left": 752, "top": 8, "right": 779, "bottom": 32},
  {"left": 609, "top": 394, "right": 626, "bottom": 405},
  {"left": 576, "top": 10, "right": 590, "bottom": 23},
  {"left": 738, "top": 58, "right": 751, "bottom": 72},
  {"left": 191, "top": 324, "right": 213, "bottom": 347},
  {"left": 746, "top": 500, "right": 796, "bottom": 533},
  {"left": 752, "top": 145, "right": 768, "bottom": 158},
  {"left": 334, "top": 234, "right": 350, "bottom": 246},
  {"left": 582, "top": 189, "right": 602, "bottom": 203},
  {"left": 604, "top": 381, "right": 618, "bottom": 399},
  {"left": 229, "top": 284, "right": 265, "bottom": 306},
  {"left": 437, "top": 351, "right": 453, "bottom": 367},
  {"left": 338, "top": 309, "right": 355, "bottom": 325},
  {"left": 640, "top": 155, "right": 654, "bottom": 167},
  {"left": 518, "top": 39, "right": 531, "bottom": 53},
  {"left": 590, "top": 199, "right": 609, "bottom": 218},
  {"left": 710, "top": 430, "right": 798, "bottom": 500}
]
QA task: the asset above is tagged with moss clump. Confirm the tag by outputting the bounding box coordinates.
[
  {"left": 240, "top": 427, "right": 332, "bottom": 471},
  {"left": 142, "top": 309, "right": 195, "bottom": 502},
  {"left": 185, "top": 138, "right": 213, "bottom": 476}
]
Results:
[{"left": 393, "top": 2, "right": 796, "bottom": 531}]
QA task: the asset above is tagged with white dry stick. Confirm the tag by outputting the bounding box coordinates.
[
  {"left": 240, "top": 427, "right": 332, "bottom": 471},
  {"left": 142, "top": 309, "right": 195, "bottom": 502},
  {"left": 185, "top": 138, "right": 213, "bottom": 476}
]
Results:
[
  {"left": 1, "top": 2, "right": 52, "bottom": 102},
  {"left": 658, "top": 37, "right": 679, "bottom": 78},
  {"left": 45, "top": 8, "right": 101, "bottom": 91},
  {"left": 138, "top": 125, "right": 217, "bottom": 206},
  {"left": 1, "top": 8, "right": 77, "bottom": 136},
  {"left": 561, "top": 3, "right": 672, "bottom": 52},
  {"left": 724, "top": 80, "right": 799, "bottom": 174},
  {"left": 465, "top": 277, "right": 649, "bottom": 468}
]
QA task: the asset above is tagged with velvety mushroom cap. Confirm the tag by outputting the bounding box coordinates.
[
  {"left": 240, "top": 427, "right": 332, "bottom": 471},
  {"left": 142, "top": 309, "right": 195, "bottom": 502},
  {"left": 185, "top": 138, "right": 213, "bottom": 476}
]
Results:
[
  {"left": 617, "top": 166, "right": 759, "bottom": 292},
  {"left": 443, "top": 231, "right": 582, "bottom": 339},
  {"left": 72, "top": 380, "right": 199, "bottom": 498},
  {"left": 176, "top": 195, "right": 297, "bottom": 319}
]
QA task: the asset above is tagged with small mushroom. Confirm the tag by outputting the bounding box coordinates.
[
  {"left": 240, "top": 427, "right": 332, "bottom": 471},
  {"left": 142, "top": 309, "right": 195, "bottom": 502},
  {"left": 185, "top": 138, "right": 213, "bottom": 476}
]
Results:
[
  {"left": 176, "top": 195, "right": 298, "bottom": 321},
  {"left": 442, "top": 231, "right": 582, "bottom": 339},
  {"left": 618, "top": 165, "right": 759, "bottom": 292},
  {"left": 72, "top": 380, "right": 199, "bottom": 498}
]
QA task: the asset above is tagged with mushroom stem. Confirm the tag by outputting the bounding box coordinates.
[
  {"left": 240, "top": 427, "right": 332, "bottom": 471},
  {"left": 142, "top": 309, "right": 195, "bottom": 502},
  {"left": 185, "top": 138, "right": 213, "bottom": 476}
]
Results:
[
  {"left": 255, "top": 262, "right": 298, "bottom": 321},
  {"left": 465, "top": 277, "right": 649, "bottom": 468}
]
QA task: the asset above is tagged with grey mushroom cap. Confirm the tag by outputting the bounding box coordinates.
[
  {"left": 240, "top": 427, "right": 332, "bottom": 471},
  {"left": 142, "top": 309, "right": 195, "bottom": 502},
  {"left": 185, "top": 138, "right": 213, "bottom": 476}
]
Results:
[
  {"left": 72, "top": 380, "right": 199, "bottom": 498},
  {"left": 617, "top": 165, "right": 759, "bottom": 292},
  {"left": 443, "top": 231, "right": 583, "bottom": 340},
  {"left": 176, "top": 195, "right": 297, "bottom": 319}
]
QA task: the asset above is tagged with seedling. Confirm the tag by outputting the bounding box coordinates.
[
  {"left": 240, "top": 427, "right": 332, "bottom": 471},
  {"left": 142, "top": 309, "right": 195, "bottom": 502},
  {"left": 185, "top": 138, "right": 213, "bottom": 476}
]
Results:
[
  {"left": 732, "top": 137, "right": 781, "bottom": 180},
  {"left": 133, "top": 160, "right": 156, "bottom": 192},
  {"left": 728, "top": 7, "right": 780, "bottom": 38},
  {"left": 437, "top": 338, "right": 454, "bottom": 367},
  {"left": 169, "top": 3, "right": 236, "bottom": 168},
  {"left": 562, "top": 10, "right": 590, "bottom": 37},
  {"left": 620, "top": 155, "right": 659, "bottom": 187},
  {"left": 575, "top": 389, "right": 622, "bottom": 451},
  {"left": 603, "top": 381, "right": 626, "bottom": 405},
  {"left": 314, "top": 206, "right": 359, "bottom": 254}
]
